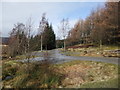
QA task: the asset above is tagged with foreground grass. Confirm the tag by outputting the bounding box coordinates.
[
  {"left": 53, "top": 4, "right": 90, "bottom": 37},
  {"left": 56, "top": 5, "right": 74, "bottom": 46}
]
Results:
[
  {"left": 55, "top": 60, "right": 119, "bottom": 88},
  {"left": 2, "top": 60, "right": 63, "bottom": 88},
  {"left": 80, "top": 78, "right": 118, "bottom": 88},
  {"left": 2, "top": 59, "right": 119, "bottom": 88}
]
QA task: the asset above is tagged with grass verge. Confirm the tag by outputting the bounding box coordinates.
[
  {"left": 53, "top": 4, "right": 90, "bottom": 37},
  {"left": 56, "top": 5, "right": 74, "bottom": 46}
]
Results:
[{"left": 60, "top": 45, "right": 120, "bottom": 57}]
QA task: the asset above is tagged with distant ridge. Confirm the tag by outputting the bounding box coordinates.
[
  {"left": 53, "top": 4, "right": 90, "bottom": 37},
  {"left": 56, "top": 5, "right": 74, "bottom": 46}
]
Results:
[{"left": 0, "top": 37, "right": 9, "bottom": 45}]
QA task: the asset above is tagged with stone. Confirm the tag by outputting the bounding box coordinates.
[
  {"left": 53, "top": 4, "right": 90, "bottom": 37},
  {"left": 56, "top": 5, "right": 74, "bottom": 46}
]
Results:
[{"left": 5, "top": 76, "right": 13, "bottom": 80}]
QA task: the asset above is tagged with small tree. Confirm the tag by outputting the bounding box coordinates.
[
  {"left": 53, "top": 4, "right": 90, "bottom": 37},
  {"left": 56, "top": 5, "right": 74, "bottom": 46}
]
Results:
[
  {"left": 8, "top": 23, "right": 27, "bottom": 57},
  {"left": 58, "top": 18, "right": 69, "bottom": 51},
  {"left": 25, "top": 17, "right": 34, "bottom": 63},
  {"left": 38, "top": 13, "right": 48, "bottom": 51}
]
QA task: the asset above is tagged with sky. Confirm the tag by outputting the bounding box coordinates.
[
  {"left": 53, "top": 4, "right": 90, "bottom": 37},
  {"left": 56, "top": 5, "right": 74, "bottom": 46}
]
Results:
[{"left": 1, "top": 1, "right": 106, "bottom": 38}]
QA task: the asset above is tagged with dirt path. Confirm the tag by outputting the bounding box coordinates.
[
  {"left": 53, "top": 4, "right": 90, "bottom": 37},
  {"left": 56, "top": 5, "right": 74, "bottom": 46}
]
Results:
[
  {"left": 49, "top": 49, "right": 118, "bottom": 65},
  {"left": 19, "top": 49, "right": 118, "bottom": 65}
]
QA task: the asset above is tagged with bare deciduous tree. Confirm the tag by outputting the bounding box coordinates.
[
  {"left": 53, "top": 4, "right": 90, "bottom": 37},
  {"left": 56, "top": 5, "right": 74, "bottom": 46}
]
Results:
[
  {"left": 58, "top": 18, "right": 69, "bottom": 51},
  {"left": 38, "top": 13, "right": 48, "bottom": 51},
  {"left": 8, "top": 23, "right": 27, "bottom": 57},
  {"left": 25, "top": 17, "right": 34, "bottom": 63}
]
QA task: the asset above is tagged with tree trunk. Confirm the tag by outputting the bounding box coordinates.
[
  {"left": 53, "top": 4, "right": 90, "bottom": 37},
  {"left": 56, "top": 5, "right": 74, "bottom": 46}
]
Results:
[
  {"left": 64, "top": 39, "right": 66, "bottom": 51},
  {"left": 46, "top": 45, "right": 47, "bottom": 50},
  {"left": 41, "top": 35, "right": 43, "bottom": 51},
  {"left": 100, "top": 40, "right": 102, "bottom": 49}
]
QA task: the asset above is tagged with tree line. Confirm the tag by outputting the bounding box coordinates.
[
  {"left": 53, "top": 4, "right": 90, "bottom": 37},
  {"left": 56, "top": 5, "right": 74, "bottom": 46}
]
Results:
[{"left": 66, "top": 2, "right": 119, "bottom": 46}]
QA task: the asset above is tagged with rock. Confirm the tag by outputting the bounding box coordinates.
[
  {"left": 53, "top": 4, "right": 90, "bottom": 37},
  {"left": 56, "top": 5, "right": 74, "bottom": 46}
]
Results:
[
  {"left": 59, "top": 86, "right": 63, "bottom": 88},
  {"left": 4, "top": 76, "right": 13, "bottom": 80},
  {"left": 97, "top": 52, "right": 100, "bottom": 54},
  {"left": 5, "top": 85, "right": 12, "bottom": 88}
]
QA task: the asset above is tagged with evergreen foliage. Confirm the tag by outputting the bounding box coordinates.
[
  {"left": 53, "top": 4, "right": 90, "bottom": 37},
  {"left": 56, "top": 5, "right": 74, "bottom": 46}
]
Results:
[{"left": 42, "top": 23, "right": 56, "bottom": 50}]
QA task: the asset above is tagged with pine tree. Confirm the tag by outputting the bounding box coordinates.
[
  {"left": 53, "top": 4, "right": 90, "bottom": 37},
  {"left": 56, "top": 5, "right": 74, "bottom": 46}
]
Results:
[{"left": 42, "top": 23, "right": 56, "bottom": 50}]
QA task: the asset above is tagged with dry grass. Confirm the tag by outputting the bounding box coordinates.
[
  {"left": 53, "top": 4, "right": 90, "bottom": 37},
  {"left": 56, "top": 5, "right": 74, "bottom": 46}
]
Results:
[
  {"left": 61, "top": 45, "right": 119, "bottom": 57},
  {"left": 55, "top": 60, "right": 118, "bottom": 88},
  {"left": 2, "top": 60, "right": 63, "bottom": 88},
  {"left": 2, "top": 59, "right": 119, "bottom": 88}
]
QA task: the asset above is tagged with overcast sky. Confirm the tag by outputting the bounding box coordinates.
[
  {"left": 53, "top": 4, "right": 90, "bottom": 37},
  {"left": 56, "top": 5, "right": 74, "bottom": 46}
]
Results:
[{"left": 1, "top": 2, "right": 105, "bottom": 38}]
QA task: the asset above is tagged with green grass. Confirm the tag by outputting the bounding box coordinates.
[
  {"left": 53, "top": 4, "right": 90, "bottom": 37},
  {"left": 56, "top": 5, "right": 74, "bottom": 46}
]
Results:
[{"left": 80, "top": 78, "right": 118, "bottom": 88}]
